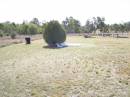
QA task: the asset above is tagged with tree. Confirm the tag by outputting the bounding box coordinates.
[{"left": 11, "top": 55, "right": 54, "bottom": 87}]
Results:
[
  {"left": 27, "top": 23, "right": 38, "bottom": 35},
  {"left": 0, "top": 23, "right": 4, "bottom": 37},
  {"left": 18, "top": 23, "right": 28, "bottom": 35},
  {"left": 111, "top": 24, "right": 120, "bottom": 33},
  {"left": 0, "top": 30, "right": 4, "bottom": 37},
  {"left": 43, "top": 20, "right": 66, "bottom": 46},
  {"left": 31, "top": 18, "right": 40, "bottom": 26},
  {"left": 102, "top": 24, "right": 109, "bottom": 33},
  {"left": 84, "top": 19, "right": 96, "bottom": 33},
  {"left": 124, "top": 22, "right": 130, "bottom": 32},
  {"left": 10, "top": 31, "right": 16, "bottom": 39},
  {"left": 83, "top": 17, "right": 106, "bottom": 34},
  {"left": 93, "top": 17, "right": 105, "bottom": 32},
  {"left": 0, "top": 23, "right": 4, "bottom": 30},
  {"left": 2, "top": 22, "right": 16, "bottom": 36},
  {"left": 62, "top": 17, "right": 81, "bottom": 33},
  {"left": 119, "top": 24, "right": 125, "bottom": 32}
]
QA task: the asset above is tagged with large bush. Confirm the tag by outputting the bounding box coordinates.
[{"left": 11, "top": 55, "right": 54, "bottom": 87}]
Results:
[{"left": 43, "top": 20, "right": 66, "bottom": 46}]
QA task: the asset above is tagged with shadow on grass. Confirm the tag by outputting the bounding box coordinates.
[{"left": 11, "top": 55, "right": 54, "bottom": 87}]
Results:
[
  {"left": 43, "top": 45, "right": 68, "bottom": 49},
  {"left": 117, "top": 37, "right": 129, "bottom": 38},
  {"left": 83, "top": 36, "right": 96, "bottom": 38}
]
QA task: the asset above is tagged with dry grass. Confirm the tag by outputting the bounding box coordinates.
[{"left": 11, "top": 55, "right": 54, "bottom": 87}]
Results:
[{"left": 0, "top": 36, "right": 130, "bottom": 97}]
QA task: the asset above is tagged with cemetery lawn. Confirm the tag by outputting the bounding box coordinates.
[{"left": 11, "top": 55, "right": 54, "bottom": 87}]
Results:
[{"left": 0, "top": 36, "right": 130, "bottom": 97}]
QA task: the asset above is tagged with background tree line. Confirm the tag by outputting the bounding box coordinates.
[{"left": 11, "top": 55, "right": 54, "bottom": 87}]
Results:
[
  {"left": 0, "top": 18, "right": 44, "bottom": 39},
  {"left": 62, "top": 17, "right": 130, "bottom": 34},
  {"left": 0, "top": 17, "right": 130, "bottom": 39},
  {"left": 81, "top": 17, "right": 130, "bottom": 34}
]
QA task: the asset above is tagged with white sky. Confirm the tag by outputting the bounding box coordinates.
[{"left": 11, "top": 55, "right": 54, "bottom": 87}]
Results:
[{"left": 0, "top": 0, "right": 130, "bottom": 25}]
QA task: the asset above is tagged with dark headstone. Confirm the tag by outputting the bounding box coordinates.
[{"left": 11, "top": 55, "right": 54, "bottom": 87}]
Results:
[{"left": 25, "top": 37, "right": 31, "bottom": 44}]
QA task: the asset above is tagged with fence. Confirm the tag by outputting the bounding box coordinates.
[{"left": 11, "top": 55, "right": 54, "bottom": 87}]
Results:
[{"left": 96, "top": 32, "right": 129, "bottom": 38}]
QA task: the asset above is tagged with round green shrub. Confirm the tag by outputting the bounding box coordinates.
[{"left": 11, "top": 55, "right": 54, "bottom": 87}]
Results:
[{"left": 43, "top": 20, "right": 66, "bottom": 46}]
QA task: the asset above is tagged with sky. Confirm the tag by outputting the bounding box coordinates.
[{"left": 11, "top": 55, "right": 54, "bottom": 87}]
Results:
[{"left": 0, "top": 0, "right": 130, "bottom": 25}]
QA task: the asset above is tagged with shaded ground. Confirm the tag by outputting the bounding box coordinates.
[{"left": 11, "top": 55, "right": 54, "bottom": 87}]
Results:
[{"left": 0, "top": 36, "right": 130, "bottom": 97}]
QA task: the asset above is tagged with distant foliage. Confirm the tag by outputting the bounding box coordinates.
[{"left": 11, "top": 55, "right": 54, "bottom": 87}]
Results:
[
  {"left": 83, "top": 17, "right": 105, "bottom": 33},
  {"left": 17, "top": 23, "right": 42, "bottom": 35},
  {"left": 0, "top": 17, "right": 130, "bottom": 40},
  {"left": 27, "top": 23, "right": 38, "bottom": 35},
  {"left": 0, "top": 30, "right": 4, "bottom": 37},
  {"left": 18, "top": 23, "right": 28, "bottom": 35},
  {"left": 10, "top": 31, "right": 16, "bottom": 39},
  {"left": 30, "top": 18, "right": 40, "bottom": 25},
  {"left": 62, "top": 17, "right": 81, "bottom": 33},
  {"left": 0, "top": 18, "right": 44, "bottom": 39},
  {"left": 43, "top": 20, "right": 66, "bottom": 46}
]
